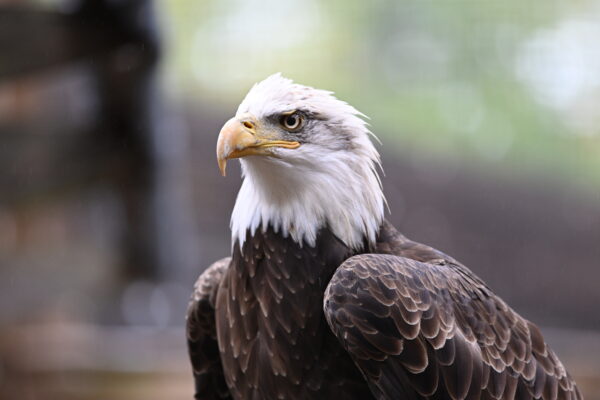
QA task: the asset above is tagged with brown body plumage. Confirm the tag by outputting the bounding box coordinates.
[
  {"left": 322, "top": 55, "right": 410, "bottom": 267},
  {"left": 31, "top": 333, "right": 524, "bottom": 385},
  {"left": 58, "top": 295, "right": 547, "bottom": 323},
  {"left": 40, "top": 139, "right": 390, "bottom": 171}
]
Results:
[{"left": 187, "top": 221, "right": 581, "bottom": 399}]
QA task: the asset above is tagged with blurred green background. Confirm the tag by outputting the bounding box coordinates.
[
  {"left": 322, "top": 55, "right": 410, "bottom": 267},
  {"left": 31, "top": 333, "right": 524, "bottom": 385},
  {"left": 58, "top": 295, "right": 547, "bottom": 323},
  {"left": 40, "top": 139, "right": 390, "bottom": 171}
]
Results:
[
  {"left": 163, "top": 0, "right": 600, "bottom": 188},
  {"left": 0, "top": 0, "right": 599, "bottom": 399}
]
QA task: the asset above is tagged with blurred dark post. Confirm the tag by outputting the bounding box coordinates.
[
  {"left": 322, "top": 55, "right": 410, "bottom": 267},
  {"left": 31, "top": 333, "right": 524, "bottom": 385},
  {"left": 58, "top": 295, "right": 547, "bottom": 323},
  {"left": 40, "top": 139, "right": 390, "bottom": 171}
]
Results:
[{"left": 75, "top": 0, "right": 162, "bottom": 282}]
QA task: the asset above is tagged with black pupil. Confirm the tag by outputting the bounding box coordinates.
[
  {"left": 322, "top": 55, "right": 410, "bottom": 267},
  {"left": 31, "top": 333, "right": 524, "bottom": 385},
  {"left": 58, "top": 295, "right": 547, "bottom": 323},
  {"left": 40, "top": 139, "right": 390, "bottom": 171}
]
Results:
[{"left": 286, "top": 115, "right": 297, "bottom": 127}]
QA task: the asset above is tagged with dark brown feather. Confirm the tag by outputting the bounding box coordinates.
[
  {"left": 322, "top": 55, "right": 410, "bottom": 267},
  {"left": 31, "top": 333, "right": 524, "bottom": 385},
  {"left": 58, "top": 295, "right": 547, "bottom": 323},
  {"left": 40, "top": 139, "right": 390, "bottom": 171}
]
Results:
[
  {"left": 214, "top": 227, "right": 374, "bottom": 399},
  {"left": 186, "top": 257, "right": 232, "bottom": 400},
  {"left": 187, "top": 220, "right": 581, "bottom": 400},
  {"left": 324, "top": 221, "right": 582, "bottom": 400}
]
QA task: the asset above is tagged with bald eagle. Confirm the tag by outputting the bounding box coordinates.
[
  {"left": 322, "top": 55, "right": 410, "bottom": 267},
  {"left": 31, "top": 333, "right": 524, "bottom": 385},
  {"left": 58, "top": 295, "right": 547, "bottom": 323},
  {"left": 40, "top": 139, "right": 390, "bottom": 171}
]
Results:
[{"left": 186, "top": 74, "right": 581, "bottom": 400}]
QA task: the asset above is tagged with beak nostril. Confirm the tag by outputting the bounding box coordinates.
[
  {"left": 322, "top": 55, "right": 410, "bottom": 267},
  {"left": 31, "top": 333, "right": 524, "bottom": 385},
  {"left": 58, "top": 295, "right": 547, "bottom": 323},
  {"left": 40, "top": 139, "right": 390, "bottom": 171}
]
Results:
[{"left": 242, "top": 121, "right": 254, "bottom": 130}]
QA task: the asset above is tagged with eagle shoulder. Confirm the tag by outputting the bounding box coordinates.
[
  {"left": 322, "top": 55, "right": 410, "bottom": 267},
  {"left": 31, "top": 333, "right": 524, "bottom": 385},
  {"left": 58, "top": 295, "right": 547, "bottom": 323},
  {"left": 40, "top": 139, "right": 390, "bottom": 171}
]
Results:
[
  {"left": 186, "top": 257, "right": 232, "bottom": 400},
  {"left": 323, "top": 225, "right": 581, "bottom": 400}
]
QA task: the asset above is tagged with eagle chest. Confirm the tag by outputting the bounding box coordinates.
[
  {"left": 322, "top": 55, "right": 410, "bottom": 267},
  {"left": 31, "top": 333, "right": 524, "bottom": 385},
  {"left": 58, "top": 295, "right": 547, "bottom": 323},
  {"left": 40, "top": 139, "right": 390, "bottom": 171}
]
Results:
[{"left": 214, "top": 228, "right": 372, "bottom": 399}]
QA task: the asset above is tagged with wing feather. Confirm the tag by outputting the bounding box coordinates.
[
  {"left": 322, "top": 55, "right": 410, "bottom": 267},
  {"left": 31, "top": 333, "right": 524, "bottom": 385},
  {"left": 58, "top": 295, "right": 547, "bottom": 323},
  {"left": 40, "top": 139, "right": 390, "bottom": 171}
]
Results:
[
  {"left": 186, "top": 257, "right": 232, "bottom": 400},
  {"left": 324, "top": 250, "right": 581, "bottom": 400}
]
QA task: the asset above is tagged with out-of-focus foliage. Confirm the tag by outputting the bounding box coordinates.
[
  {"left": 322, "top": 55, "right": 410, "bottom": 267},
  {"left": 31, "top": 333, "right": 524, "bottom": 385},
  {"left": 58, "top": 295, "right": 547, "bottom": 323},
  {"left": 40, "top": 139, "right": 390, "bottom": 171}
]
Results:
[{"left": 161, "top": 0, "right": 600, "bottom": 188}]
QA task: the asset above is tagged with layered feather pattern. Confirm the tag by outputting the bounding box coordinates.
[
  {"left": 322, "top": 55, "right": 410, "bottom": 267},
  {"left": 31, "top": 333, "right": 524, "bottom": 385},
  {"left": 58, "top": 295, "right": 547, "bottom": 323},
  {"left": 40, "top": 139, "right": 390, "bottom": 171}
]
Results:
[{"left": 187, "top": 221, "right": 581, "bottom": 399}]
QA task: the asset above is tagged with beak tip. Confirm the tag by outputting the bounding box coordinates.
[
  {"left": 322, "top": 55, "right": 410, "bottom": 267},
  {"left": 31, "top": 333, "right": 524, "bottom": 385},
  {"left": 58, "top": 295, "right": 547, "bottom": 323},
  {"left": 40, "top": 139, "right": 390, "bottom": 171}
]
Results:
[{"left": 218, "top": 158, "right": 227, "bottom": 177}]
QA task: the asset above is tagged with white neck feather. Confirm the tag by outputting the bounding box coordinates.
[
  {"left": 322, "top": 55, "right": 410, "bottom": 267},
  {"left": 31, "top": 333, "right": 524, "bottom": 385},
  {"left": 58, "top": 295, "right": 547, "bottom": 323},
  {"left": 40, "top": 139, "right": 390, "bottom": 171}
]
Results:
[{"left": 230, "top": 142, "right": 385, "bottom": 251}]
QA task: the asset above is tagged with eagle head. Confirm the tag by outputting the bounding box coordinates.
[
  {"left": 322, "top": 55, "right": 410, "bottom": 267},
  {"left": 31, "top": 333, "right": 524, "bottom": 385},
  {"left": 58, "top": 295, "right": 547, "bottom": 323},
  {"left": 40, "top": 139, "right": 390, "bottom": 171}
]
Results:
[{"left": 216, "top": 74, "right": 385, "bottom": 250}]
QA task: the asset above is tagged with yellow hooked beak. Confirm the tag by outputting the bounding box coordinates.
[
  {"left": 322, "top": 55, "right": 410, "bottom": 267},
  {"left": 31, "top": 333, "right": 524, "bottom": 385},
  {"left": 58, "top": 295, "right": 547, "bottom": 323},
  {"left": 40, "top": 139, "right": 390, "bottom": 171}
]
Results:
[{"left": 216, "top": 114, "right": 300, "bottom": 176}]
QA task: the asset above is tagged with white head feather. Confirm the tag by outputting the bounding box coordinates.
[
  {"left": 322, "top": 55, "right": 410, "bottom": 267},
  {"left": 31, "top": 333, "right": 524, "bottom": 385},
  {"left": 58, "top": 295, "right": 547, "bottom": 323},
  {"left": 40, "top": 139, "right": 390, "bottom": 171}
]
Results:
[{"left": 230, "top": 74, "right": 385, "bottom": 250}]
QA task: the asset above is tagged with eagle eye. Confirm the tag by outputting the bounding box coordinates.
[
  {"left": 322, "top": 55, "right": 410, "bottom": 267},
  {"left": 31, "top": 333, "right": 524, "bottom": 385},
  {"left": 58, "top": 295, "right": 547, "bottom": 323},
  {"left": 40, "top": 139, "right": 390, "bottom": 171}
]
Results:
[{"left": 280, "top": 112, "right": 303, "bottom": 131}]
